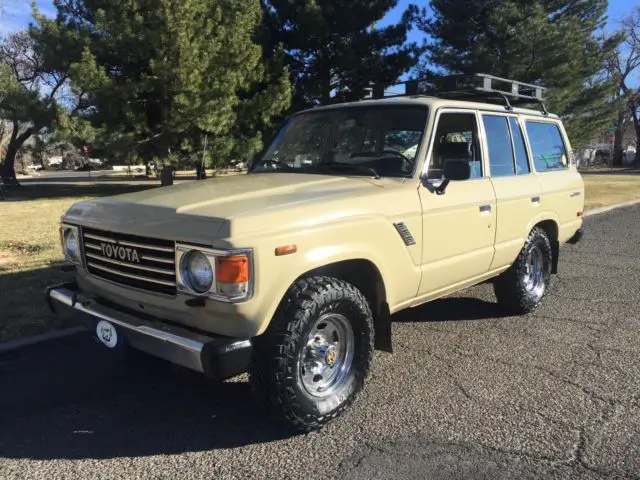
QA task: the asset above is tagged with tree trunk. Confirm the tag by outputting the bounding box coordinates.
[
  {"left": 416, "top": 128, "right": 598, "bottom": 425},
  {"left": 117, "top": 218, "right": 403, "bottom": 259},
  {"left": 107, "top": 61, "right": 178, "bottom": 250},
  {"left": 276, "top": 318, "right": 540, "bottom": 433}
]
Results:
[
  {"left": 0, "top": 124, "right": 34, "bottom": 184},
  {"left": 320, "top": 50, "right": 331, "bottom": 105},
  {"left": 612, "top": 110, "right": 626, "bottom": 167},
  {"left": 632, "top": 106, "right": 640, "bottom": 169},
  {"left": 629, "top": 97, "right": 640, "bottom": 169},
  {"left": 612, "top": 127, "right": 624, "bottom": 167}
]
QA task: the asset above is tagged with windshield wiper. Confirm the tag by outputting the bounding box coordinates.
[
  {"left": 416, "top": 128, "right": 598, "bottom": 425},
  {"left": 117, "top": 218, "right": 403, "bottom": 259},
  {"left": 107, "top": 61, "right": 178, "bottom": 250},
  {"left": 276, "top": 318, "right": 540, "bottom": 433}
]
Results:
[{"left": 312, "top": 163, "right": 381, "bottom": 179}]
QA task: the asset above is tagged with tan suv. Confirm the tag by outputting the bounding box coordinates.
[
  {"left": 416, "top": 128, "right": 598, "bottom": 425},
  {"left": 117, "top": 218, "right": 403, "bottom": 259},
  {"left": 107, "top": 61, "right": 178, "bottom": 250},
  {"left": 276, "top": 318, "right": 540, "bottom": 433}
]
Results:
[{"left": 47, "top": 74, "right": 584, "bottom": 431}]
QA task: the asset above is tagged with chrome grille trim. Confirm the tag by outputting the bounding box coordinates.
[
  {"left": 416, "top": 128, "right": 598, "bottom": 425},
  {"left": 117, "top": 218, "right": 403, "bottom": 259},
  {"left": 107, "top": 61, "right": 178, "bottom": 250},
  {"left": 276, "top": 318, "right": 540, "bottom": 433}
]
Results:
[
  {"left": 84, "top": 233, "right": 174, "bottom": 253},
  {"left": 85, "top": 253, "right": 175, "bottom": 276},
  {"left": 81, "top": 227, "right": 176, "bottom": 295},
  {"left": 141, "top": 254, "right": 175, "bottom": 265},
  {"left": 87, "top": 262, "right": 177, "bottom": 287}
]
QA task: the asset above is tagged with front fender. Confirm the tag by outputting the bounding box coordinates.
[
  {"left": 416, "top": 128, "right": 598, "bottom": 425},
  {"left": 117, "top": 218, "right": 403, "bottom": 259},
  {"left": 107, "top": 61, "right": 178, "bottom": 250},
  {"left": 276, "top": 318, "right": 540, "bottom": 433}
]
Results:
[{"left": 242, "top": 216, "right": 422, "bottom": 336}]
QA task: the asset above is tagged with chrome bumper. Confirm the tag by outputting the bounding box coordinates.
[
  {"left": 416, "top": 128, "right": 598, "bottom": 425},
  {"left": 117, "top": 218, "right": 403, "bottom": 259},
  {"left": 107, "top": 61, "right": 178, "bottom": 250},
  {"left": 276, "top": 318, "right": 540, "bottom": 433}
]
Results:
[{"left": 46, "top": 283, "right": 252, "bottom": 378}]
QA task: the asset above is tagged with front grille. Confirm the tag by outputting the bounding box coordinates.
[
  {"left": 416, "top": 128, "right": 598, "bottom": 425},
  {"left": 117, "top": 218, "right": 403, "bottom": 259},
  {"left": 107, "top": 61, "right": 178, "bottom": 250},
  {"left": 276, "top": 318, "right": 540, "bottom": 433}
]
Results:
[{"left": 81, "top": 227, "right": 176, "bottom": 295}]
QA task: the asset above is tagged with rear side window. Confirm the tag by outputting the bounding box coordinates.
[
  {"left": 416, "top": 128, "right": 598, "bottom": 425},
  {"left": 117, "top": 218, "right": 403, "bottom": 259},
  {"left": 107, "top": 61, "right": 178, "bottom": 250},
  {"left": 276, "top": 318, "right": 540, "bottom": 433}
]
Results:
[
  {"left": 509, "top": 118, "right": 530, "bottom": 174},
  {"left": 482, "top": 115, "right": 515, "bottom": 177},
  {"left": 525, "top": 122, "right": 568, "bottom": 171}
]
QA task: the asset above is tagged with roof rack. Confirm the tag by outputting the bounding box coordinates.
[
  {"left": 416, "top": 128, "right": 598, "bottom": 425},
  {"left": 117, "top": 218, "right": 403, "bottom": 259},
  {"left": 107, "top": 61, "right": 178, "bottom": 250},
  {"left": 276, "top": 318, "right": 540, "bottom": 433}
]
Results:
[{"left": 367, "top": 73, "right": 548, "bottom": 115}]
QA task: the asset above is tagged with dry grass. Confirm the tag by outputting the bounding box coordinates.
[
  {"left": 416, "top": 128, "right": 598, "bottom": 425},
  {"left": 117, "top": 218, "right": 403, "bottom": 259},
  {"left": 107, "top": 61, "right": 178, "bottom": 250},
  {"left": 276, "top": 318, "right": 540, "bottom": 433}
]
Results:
[
  {"left": 0, "top": 184, "right": 155, "bottom": 342},
  {"left": 583, "top": 174, "right": 640, "bottom": 210},
  {"left": 0, "top": 174, "right": 639, "bottom": 343}
]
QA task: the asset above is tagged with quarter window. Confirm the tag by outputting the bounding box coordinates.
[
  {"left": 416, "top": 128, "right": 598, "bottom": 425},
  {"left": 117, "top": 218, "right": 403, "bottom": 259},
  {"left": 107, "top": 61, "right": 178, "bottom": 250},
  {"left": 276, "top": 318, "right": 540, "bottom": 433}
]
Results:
[
  {"left": 525, "top": 122, "right": 569, "bottom": 171},
  {"left": 509, "top": 118, "right": 531, "bottom": 174},
  {"left": 482, "top": 115, "right": 515, "bottom": 177}
]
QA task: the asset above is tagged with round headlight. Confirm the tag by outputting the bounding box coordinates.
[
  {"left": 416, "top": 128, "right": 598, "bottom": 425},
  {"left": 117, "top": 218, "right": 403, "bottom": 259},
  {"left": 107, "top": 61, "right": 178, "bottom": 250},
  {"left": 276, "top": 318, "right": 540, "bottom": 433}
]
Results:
[
  {"left": 63, "top": 227, "right": 80, "bottom": 262},
  {"left": 183, "top": 250, "right": 213, "bottom": 293}
]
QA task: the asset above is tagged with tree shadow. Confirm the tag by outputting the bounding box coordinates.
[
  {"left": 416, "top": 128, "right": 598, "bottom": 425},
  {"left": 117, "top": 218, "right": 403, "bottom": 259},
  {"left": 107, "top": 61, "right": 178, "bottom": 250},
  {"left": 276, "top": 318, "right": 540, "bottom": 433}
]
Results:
[
  {"left": 393, "top": 295, "right": 510, "bottom": 323},
  {"left": 0, "top": 333, "right": 294, "bottom": 461},
  {"left": 3, "top": 183, "right": 157, "bottom": 201}
]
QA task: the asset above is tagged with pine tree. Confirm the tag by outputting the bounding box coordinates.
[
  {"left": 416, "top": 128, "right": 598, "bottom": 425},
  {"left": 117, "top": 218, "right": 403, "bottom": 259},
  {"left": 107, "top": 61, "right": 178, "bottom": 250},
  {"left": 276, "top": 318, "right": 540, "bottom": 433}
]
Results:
[
  {"left": 34, "top": 0, "right": 291, "bottom": 167},
  {"left": 417, "top": 0, "right": 620, "bottom": 149},
  {"left": 263, "top": 0, "right": 420, "bottom": 110}
]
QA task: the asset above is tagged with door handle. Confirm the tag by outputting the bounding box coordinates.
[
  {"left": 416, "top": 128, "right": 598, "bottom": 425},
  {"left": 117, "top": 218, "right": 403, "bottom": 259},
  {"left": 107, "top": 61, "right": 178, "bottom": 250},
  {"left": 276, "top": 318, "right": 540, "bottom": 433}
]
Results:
[
  {"left": 479, "top": 204, "right": 492, "bottom": 213},
  {"left": 531, "top": 196, "right": 540, "bottom": 204},
  {"left": 570, "top": 191, "right": 581, "bottom": 198}
]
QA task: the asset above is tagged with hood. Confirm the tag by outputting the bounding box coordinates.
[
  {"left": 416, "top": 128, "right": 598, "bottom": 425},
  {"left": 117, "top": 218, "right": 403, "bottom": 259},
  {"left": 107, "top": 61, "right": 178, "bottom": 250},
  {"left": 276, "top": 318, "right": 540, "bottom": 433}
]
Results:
[{"left": 63, "top": 173, "right": 382, "bottom": 244}]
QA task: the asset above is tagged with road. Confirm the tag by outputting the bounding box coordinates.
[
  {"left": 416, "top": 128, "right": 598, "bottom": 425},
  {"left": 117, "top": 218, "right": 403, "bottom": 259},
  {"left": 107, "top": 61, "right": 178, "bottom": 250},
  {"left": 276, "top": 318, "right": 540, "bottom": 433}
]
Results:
[{"left": 1, "top": 206, "right": 639, "bottom": 479}]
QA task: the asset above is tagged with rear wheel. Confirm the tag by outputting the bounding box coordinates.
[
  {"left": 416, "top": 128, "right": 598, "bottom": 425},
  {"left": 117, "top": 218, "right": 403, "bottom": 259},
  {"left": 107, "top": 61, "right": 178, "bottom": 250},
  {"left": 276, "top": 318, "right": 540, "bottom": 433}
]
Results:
[
  {"left": 249, "top": 276, "right": 374, "bottom": 432},
  {"left": 494, "top": 227, "right": 552, "bottom": 314}
]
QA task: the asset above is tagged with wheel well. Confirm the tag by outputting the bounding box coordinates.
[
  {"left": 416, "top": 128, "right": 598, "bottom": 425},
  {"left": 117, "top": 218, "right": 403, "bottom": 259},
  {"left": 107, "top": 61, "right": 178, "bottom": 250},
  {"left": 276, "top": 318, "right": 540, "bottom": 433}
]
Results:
[
  {"left": 297, "top": 259, "right": 392, "bottom": 352},
  {"left": 303, "top": 259, "right": 387, "bottom": 315},
  {"left": 535, "top": 220, "right": 559, "bottom": 274}
]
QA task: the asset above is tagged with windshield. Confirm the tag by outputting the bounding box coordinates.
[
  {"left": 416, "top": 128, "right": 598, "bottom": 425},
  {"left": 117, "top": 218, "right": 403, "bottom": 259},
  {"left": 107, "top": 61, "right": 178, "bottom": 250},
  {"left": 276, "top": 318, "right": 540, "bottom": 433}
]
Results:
[{"left": 251, "top": 105, "right": 429, "bottom": 178}]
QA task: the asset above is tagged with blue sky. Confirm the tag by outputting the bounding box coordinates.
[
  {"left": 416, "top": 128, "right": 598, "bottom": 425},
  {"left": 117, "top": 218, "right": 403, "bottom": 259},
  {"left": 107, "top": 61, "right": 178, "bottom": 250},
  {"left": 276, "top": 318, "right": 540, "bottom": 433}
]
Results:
[
  {"left": 2, "top": 0, "right": 635, "bottom": 35},
  {"left": 378, "top": 0, "right": 635, "bottom": 39}
]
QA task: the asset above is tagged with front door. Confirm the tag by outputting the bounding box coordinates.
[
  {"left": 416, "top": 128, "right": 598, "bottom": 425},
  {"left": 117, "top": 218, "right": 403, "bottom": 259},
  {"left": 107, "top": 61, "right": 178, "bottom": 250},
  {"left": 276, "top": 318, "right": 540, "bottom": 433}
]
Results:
[{"left": 417, "top": 110, "right": 497, "bottom": 299}]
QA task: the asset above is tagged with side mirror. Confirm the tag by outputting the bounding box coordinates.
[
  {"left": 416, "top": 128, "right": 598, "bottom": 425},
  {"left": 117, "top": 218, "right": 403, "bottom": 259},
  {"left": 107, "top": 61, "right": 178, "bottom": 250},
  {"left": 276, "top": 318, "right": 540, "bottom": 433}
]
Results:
[{"left": 435, "top": 160, "right": 471, "bottom": 195}]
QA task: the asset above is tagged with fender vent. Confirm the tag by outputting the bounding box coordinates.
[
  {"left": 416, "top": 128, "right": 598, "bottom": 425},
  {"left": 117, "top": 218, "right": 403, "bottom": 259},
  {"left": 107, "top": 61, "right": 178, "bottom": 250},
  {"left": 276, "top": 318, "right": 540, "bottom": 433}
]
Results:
[{"left": 394, "top": 222, "right": 416, "bottom": 246}]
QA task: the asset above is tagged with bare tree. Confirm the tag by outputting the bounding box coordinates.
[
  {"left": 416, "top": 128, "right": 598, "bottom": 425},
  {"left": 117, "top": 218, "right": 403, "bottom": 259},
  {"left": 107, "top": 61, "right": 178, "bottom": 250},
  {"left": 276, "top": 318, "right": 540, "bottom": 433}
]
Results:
[
  {"left": 608, "top": 8, "right": 640, "bottom": 167},
  {"left": 0, "top": 30, "right": 66, "bottom": 182}
]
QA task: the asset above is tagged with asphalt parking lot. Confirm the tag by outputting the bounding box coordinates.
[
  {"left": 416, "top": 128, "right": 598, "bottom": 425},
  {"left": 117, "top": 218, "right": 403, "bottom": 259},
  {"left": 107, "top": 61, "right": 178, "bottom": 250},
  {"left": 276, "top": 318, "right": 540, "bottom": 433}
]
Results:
[{"left": 1, "top": 205, "right": 639, "bottom": 479}]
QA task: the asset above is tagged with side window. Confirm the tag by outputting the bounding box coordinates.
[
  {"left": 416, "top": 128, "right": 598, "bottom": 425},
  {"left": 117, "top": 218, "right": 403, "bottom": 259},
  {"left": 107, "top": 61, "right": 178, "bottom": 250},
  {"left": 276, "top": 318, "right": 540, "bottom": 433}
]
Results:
[
  {"left": 482, "top": 115, "right": 515, "bottom": 177},
  {"left": 509, "top": 118, "right": 531, "bottom": 174},
  {"left": 428, "top": 112, "right": 482, "bottom": 180},
  {"left": 525, "top": 121, "right": 569, "bottom": 171}
]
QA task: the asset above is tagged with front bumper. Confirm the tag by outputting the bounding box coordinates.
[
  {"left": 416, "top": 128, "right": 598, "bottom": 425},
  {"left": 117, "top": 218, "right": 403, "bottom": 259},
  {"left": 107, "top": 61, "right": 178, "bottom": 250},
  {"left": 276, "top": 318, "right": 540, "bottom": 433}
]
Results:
[{"left": 46, "top": 283, "right": 252, "bottom": 379}]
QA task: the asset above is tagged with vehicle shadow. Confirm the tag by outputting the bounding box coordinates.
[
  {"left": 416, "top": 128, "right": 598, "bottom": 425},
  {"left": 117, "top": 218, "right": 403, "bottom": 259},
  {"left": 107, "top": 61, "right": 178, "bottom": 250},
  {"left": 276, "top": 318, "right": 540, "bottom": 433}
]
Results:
[
  {"left": 0, "top": 284, "right": 506, "bottom": 461},
  {"left": 393, "top": 295, "right": 510, "bottom": 323}
]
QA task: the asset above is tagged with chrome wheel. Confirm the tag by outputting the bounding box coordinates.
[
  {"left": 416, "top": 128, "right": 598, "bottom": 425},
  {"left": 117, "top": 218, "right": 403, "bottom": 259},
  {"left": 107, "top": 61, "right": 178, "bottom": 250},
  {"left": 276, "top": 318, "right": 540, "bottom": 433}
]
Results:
[
  {"left": 298, "top": 313, "right": 354, "bottom": 398},
  {"left": 523, "top": 246, "right": 545, "bottom": 298}
]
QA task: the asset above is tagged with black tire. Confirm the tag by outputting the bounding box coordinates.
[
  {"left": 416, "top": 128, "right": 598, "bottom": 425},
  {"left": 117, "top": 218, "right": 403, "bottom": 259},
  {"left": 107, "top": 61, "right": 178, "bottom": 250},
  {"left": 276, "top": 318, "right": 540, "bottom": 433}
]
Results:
[
  {"left": 493, "top": 227, "right": 552, "bottom": 314},
  {"left": 249, "top": 276, "right": 374, "bottom": 432}
]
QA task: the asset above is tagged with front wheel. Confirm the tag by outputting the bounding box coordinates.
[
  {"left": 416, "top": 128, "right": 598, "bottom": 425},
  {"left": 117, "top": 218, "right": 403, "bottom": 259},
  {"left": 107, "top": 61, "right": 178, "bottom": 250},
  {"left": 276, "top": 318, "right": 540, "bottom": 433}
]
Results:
[
  {"left": 249, "top": 276, "right": 374, "bottom": 432},
  {"left": 494, "top": 227, "right": 552, "bottom": 314}
]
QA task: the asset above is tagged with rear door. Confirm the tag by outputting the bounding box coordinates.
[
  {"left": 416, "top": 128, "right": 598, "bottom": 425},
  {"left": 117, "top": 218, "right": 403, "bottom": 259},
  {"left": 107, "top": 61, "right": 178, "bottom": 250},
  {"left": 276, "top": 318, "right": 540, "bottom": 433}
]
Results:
[
  {"left": 522, "top": 118, "right": 585, "bottom": 242},
  {"left": 481, "top": 113, "right": 542, "bottom": 270}
]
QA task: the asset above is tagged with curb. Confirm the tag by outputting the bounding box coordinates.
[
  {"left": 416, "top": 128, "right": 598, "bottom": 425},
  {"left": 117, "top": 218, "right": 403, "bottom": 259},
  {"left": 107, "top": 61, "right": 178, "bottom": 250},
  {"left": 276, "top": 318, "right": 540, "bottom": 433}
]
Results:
[
  {"left": 0, "top": 326, "right": 87, "bottom": 355},
  {"left": 585, "top": 198, "right": 640, "bottom": 217}
]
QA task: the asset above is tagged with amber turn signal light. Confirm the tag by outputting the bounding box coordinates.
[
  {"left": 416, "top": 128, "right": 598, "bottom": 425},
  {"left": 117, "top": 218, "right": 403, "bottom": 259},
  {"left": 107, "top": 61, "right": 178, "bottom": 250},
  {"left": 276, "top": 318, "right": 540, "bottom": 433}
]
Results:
[
  {"left": 216, "top": 256, "right": 249, "bottom": 283},
  {"left": 275, "top": 245, "right": 297, "bottom": 256}
]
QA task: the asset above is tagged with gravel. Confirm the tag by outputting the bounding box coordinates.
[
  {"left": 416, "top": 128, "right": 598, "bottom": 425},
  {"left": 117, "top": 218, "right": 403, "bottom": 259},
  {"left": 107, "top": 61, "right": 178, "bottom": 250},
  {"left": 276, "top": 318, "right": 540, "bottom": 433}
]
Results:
[{"left": 1, "top": 205, "right": 639, "bottom": 479}]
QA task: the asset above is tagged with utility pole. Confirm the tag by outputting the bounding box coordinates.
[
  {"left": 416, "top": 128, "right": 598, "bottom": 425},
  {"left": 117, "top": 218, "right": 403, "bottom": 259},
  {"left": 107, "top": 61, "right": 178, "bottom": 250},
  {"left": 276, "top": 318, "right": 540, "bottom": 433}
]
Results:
[{"left": 199, "top": 133, "right": 208, "bottom": 180}]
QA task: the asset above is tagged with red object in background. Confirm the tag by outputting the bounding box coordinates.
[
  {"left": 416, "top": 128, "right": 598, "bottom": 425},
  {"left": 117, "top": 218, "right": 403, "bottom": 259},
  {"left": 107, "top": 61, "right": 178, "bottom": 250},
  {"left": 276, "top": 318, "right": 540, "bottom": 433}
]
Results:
[{"left": 82, "top": 144, "right": 90, "bottom": 155}]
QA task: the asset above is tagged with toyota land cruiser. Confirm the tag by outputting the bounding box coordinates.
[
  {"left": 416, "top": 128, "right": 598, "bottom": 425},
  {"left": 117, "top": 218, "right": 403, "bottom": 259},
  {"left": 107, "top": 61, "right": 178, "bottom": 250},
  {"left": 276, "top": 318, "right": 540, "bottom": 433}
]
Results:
[{"left": 47, "top": 74, "right": 584, "bottom": 431}]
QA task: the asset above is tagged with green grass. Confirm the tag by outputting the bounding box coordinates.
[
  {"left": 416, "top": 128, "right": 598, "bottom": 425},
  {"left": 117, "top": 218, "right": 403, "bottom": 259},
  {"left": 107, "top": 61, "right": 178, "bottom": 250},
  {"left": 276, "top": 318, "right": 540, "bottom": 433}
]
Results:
[{"left": 0, "top": 174, "right": 639, "bottom": 343}]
